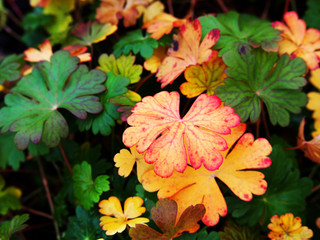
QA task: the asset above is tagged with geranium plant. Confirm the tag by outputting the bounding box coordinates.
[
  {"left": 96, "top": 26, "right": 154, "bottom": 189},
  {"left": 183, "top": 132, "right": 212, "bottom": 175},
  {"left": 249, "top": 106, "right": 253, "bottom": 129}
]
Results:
[{"left": 0, "top": 0, "right": 319, "bottom": 239}]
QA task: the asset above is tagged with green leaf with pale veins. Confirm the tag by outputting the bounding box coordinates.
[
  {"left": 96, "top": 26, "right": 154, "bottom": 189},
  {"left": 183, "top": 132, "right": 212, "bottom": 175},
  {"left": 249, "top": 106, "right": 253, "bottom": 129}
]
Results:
[
  {"left": 77, "top": 72, "right": 130, "bottom": 135},
  {"left": 113, "top": 29, "right": 159, "bottom": 59},
  {"left": 226, "top": 145, "right": 313, "bottom": 229},
  {"left": 73, "top": 161, "right": 110, "bottom": 210},
  {"left": 199, "top": 11, "right": 281, "bottom": 55},
  {"left": 0, "top": 214, "right": 29, "bottom": 240},
  {"left": 0, "top": 175, "right": 22, "bottom": 215},
  {"left": 215, "top": 46, "right": 307, "bottom": 126},
  {"left": 98, "top": 54, "right": 142, "bottom": 84},
  {"left": 0, "top": 50, "right": 106, "bottom": 150},
  {"left": 0, "top": 54, "right": 23, "bottom": 83}
]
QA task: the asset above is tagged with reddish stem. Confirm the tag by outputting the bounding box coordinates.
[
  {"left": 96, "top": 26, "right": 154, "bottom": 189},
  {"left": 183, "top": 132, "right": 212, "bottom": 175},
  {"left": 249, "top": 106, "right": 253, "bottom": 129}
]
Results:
[
  {"left": 22, "top": 206, "right": 53, "bottom": 220},
  {"left": 217, "top": 0, "right": 228, "bottom": 13},
  {"left": 261, "top": 101, "right": 270, "bottom": 138},
  {"left": 58, "top": 143, "right": 73, "bottom": 174},
  {"left": 167, "top": 0, "right": 174, "bottom": 16},
  {"left": 6, "top": 0, "right": 24, "bottom": 19},
  {"left": 312, "top": 183, "right": 320, "bottom": 193},
  {"left": 134, "top": 73, "right": 155, "bottom": 92},
  {"left": 283, "top": 0, "right": 290, "bottom": 15}
]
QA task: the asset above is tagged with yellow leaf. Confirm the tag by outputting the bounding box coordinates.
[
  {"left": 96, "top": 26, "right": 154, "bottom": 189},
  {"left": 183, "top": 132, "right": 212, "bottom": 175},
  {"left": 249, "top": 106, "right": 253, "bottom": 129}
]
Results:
[
  {"left": 143, "top": 45, "right": 168, "bottom": 73},
  {"left": 142, "top": 1, "right": 164, "bottom": 23},
  {"left": 99, "top": 196, "right": 149, "bottom": 235},
  {"left": 24, "top": 39, "right": 52, "bottom": 62},
  {"left": 141, "top": 123, "right": 272, "bottom": 226},
  {"left": 180, "top": 51, "right": 227, "bottom": 98}
]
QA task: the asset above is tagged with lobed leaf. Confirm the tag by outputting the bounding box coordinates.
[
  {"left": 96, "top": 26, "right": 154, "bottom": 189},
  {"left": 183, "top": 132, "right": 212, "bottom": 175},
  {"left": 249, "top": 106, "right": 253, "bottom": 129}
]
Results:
[
  {"left": 0, "top": 214, "right": 29, "bottom": 240},
  {"left": 215, "top": 47, "right": 307, "bottom": 126},
  {"left": 0, "top": 50, "right": 106, "bottom": 150},
  {"left": 0, "top": 175, "right": 22, "bottom": 215},
  {"left": 0, "top": 54, "right": 23, "bottom": 83}
]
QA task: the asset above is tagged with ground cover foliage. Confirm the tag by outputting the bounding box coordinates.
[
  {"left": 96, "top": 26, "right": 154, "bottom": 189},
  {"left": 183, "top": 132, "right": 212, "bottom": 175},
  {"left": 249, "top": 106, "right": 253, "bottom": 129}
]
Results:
[{"left": 0, "top": 0, "right": 320, "bottom": 239}]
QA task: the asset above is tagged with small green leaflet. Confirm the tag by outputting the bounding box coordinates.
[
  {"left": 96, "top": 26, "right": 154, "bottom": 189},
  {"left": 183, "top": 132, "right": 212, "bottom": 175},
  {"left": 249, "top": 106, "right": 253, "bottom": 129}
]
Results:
[
  {"left": 73, "top": 161, "right": 110, "bottom": 210},
  {"left": 113, "top": 29, "right": 159, "bottom": 59},
  {"left": 0, "top": 54, "right": 23, "bottom": 83},
  {"left": 98, "top": 54, "right": 142, "bottom": 84},
  {"left": 215, "top": 47, "right": 307, "bottom": 126},
  {"left": 0, "top": 132, "right": 25, "bottom": 170},
  {"left": 0, "top": 214, "right": 29, "bottom": 240},
  {"left": 226, "top": 145, "right": 313, "bottom": 229},
  {"left": 63, "top": 206, "right": 106, "bottom": 240},
  {"left": 219, "top": 221, "right": 263, "bottom": 240},
  {"left": 199, "top": 11, "right": 281, "bottom": 55},
  {"left": 175, "top": 230, "right": 220, "bottom": 240},
  {"left": 77, "top": 72, "right": 129, "bottom": 135},
  {"left": 0, "top": 175, "right": 22, "bottom": 215},
  {"left": 0, "top": 50, "right": 106, "bottom": 150},
  {"left": 22, "top": 7, "right": 54, "bottom": 31}
]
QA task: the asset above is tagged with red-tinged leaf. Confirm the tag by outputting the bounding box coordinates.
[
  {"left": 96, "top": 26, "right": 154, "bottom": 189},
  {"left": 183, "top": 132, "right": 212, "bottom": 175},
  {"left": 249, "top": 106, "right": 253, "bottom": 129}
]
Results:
[
  {"left": 24, "top": 39, "right": 52, "bottom": 62},
  {"left": 156, "top": 19, "right": 220, "bottom": 88},
  {"left": 129, "top": 199, "right": 205, "bottom": 240},
  {"left": 123, "top": 91, "right": 240, "bottom": 177}
]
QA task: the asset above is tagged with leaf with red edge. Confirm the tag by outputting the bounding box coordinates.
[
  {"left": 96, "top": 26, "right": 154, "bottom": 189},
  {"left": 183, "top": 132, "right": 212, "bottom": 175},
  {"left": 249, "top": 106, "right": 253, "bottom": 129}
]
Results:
[
  {"left": 129, "top": 199, "right": 205, "bottom": 240},
  {"left": 71, "top": 21, "right": 117, "bottom": 46},
  {"left": 141, "top": 123, "right": 272, "bottom": 226},
  {"left": 156, "top": 19, "right": 220, "bottom": 88},
  {"left": 123, "top": 91, "right": 240, "bottom": 178},
  {"left": 24, "top": 39, "right": 52, "bottom": 62}
]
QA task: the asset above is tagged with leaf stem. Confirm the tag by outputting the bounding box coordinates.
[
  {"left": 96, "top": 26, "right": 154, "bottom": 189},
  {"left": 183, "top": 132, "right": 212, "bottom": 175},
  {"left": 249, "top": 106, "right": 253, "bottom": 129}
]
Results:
[
  {"left": 283, "top": 0, "right": 290, "bottom": 15},
  {"left": 3, "top": 25, "right": 22, "bottom": 42},
  {"left": 6, "top": 0, "right": 24, "bottom": 19},
  {"left": 167, "top": 0, "right": 174, "bottom": 16},
  {"left": 284, "top": 142, "right": 305, "bottom": 151},
  {"left": 22, "top": 206, "right": 53, "bottom": 220},
  {"left": 312, "top": 183, "right": 320, "bottom": 193},
  {"left": 216, "top": 0, "right": 228, "bottom": 13},
  {"left": 58, "top": 143, "right": 73, "bottom": 175},
  {"left": 261, "top": 0, "right": 271, "bottom": 19},
  {"left": 261, "top": 102, "right": 270, "bottom": 138},
  {"left": 186, "top": 0, "right": 197, "bottom": 18},
  {"left": 309, "top": 164, "right": 320, "bottom": 179},
  {"left": 36, "top": 157, "right": 61, "bottom": 240},
  {"left": 134, "top": 73, "right": 155, "bottom": 92}
]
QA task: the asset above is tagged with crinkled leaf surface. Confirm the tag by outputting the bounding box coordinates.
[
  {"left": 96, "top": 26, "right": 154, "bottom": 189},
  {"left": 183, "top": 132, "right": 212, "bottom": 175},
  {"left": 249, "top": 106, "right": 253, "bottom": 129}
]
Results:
[
  {"left": 157, "top": 19, "right": 220, "bottom": 88},
  {"left": 0, "top": 54, "right": 23, "bottom": 83},
  {"left": 0, "top": 175, "right": 22, "bottom": 215},
  {"left": 141, "top": 123, "right": 272, "bottom": 226},
  {"left": 123, "top": 91, "right": 240, "bottom": 178},
  {"left": 0, "top": 50, "right": 106, "bottom": 150},
  {"left": 98, "top": 54, "right": 142, "bottom": 84},
  {"left": 180, "top": 50, "right": 227, "bottom": 98},
  {"left": 0, "top": 214, "right": 29, "bottom": 240},
  {"left": 77, "top": 72, "right": 129, "bottom": 135},
  {"left": 226, "top": 145, "right": 313, "bottom": 229},
  {"left": 129, "top": 199, "right": 205, "bottom": 240},
  {"left": 199, "top": 11, "right": 281, "bottom": 55},
  {"left": 0, "top": 132, "right": 25, "bottom": 171},
  {"left": 113, "top": 29, "right": 159, "bottom": 59},
  {"left": 215, "top": 47, "right": 307, "bottom": 126},
  {"left": 71, "top": 21, "right": 117, "bottom": 46},
  {"left": 64, "top": 206, "right": 106, "bottom": 240},
  {"left": 73, "top": 161, "right": 110, "bottom": 210}
]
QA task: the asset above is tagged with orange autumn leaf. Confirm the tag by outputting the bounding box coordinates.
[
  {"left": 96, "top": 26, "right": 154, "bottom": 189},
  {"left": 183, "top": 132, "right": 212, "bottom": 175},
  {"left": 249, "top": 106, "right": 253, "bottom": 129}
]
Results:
[
  {"left": 297, "top": 118, "right": 320, "bottom": 164},
  {"left": 114, "top": 145, "right": 153, "bottom": 182},
  {"left": 123, "top": 91, "right": 240, "bottom": 178},
  {"left": 129, "top": 199, "right": 205, "bottom": 240},
  {"left": 30, "top": 0, "right": 50, "bottom": 7},
  {"left": 142, "top": 1, "right": 165, "bottom": 24},
  {"left": 143, "top": 12, "right": 186, "bottom": 40},
  {"left": 180, "top": 50, "right": 227, "bottom": 98},
  {"left": 96, "top": 0, "right": 149, "bottom": 27},
  {"left": 272, "top": 11, "right": 320, "bottom": 71},
  {"left": 24, "top": 39, "right": 91, "bottom": 64},
  {"left": 156, "top": 19, "right": 220, "bottom": 88},
  {"left": 143, "top": 45, "right": 168, "bottom": 73},
  {"left": 24, "top": 39, "right": 52, "bottom": 62},
  {"left": 141, "top": 123, "right": 272, "bottom": 226}
]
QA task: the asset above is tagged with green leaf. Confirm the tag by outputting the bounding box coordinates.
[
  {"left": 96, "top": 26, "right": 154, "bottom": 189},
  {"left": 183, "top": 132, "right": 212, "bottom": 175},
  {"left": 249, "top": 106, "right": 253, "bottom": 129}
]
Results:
[
  {"left": 63, "top": 206, "right": 106, "bottom": 240},
  {"left": 0, "top": 214, "right": 29, "bottom": 240},
  {"left": 0, "top": 0, "right": 7, "bottom": 29},
  {"left": 113, "top": 29, "right": 159, "bottom": 59},
  {"left": 98, "top": 54, "right": 142, "bottom": 84},
  {"left": 77, "top": 72, "right": 129, "bottom": 135},
  {"left": 226, "top": 145, "right": 313, "bottom": 229},
  {"left": 73, "top": 161, "right": 110, "bottom": 210},
  {"left": 0, "top": 175, "right": 22, "bottom": 215},
  {"left": 0, "top": 50, "right": 106, "bottom": 150},
  {"left": 175, "top": 230, "right": 220, "bottom": 240},
  {"left": 0, "top": 132, "right": 25, "bottom": 170},
  {"left": 215, "top": 47, "right": 307, "bottom": 126},
  {"left": 219, "top": 221, "right": 263, "bottom": 240},
  {"left": 0, "top": 54, "right": 23, "bottom": 83},
  {"left": 304, "top": 0, "right": 320, "bottom": 28},
  {"left": 22, "top": 7, "right": 54, "bottom": 31},
  {"left": 199, "top": 11, "right": 281, "bottom": 55}
]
